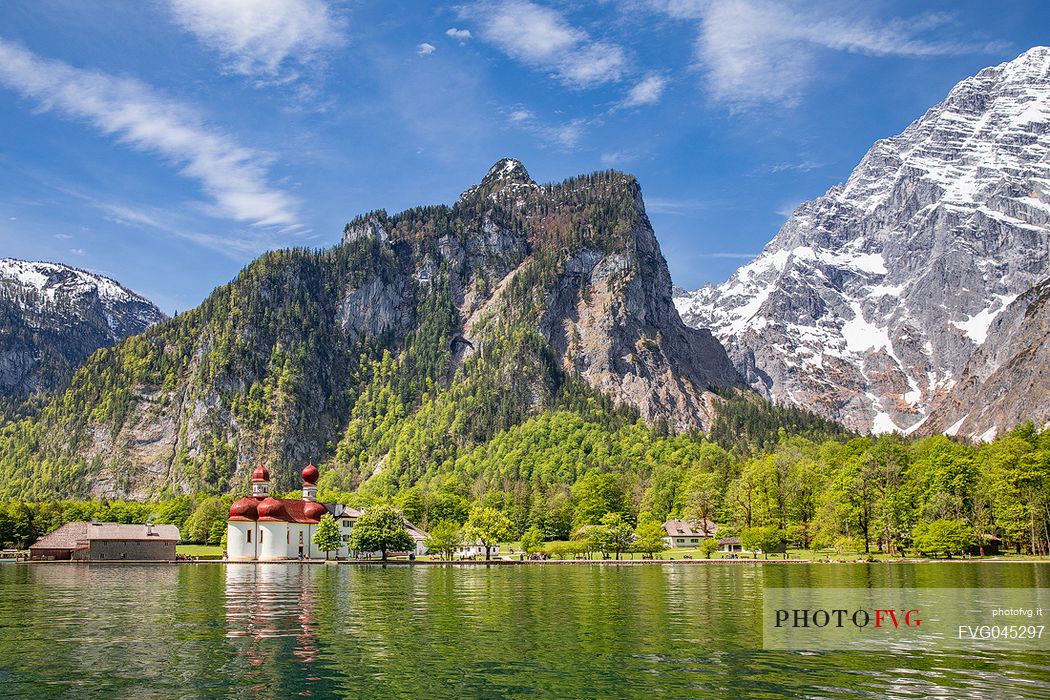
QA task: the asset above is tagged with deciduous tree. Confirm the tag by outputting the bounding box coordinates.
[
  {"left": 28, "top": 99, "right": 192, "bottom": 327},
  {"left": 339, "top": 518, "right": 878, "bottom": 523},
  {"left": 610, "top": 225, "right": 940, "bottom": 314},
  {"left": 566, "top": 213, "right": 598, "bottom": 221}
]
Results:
[
  {"left": 313, "top": 513, "right": 341, "bottom": 560},
  {"left": 347, "top": 505, "right": 414, "bottom": 560}
]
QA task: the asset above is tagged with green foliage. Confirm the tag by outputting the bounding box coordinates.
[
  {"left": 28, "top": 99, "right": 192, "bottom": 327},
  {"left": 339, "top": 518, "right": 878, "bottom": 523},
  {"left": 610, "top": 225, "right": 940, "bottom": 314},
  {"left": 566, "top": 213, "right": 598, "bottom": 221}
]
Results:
[
  {"left": 184, "top": 496, "right": 226, "bottom": 545},
  {"left": 464, "top": 506, "right": 513, "bottom": 560},
  {"left": 543, "top": 539, "right": 585, "bottom": 560},
  {"left": 632, "top": 516, "right": 667, "bottom": 556},
  {"left": 708, "top": 390, "right": 850, "bottom": 453},
  {"left": 912, "top": 519, "right": 973, "bottom": 559},
  {"left": 741, "top": 526, "right": 784, "bottom": 559},
  {"left": 424, "top": 520, "right": 462, "bottom": 560},
  {"left": 312, "top": 513, "right": 341, "bottom": 559},
  {"left": 699, "top": 537, "right": 719, "bottom": 559},
  {"left": 519, "top": 525, "right": 545, "bottom": 554},
  {"left": 597, "top": 511, "right": 634, "bottom": 559},
  {"left": 347, "top": 504, "right": 414, "bottom": 560},
  {"left": 572, "top": 471, "right": 630, "bottom": 527}
]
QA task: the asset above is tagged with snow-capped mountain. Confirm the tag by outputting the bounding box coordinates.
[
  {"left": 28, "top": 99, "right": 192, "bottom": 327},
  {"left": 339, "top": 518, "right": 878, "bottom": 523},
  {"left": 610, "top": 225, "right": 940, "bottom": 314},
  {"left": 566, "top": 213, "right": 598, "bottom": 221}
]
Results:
[
  {"left": 0, "top": 259, "right": 165, "bottom": 403},
  {"left": 675, "top": 46, "right": 1050, "bottom": 437}
]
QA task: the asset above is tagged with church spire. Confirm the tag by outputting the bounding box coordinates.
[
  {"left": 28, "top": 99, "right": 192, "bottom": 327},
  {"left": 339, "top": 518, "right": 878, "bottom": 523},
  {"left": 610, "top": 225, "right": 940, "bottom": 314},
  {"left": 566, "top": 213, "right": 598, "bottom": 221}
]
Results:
[
  {"left": 301, "top": 464, "right": 318, "bottom": 502},
  {"left": 251, "top": 465, "right": 270, "bottom": 498}
]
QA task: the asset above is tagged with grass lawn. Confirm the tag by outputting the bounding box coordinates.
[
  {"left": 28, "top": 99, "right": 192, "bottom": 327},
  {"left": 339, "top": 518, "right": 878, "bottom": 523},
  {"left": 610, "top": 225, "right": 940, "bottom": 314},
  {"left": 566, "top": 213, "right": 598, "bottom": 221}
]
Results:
[{"left": 177, "top": 544, "right": 224, "bottom": 558}]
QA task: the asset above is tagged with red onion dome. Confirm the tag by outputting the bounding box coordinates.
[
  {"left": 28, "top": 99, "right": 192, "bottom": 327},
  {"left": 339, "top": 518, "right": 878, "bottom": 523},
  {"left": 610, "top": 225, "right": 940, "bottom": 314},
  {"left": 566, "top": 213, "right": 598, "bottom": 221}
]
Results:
[
  {"left": 304, "top": 501, "right": 327, "bottom": 521},
  {"left": 257, "top": 497, "right": 286, "bottom": 521},
  {"left": 229, "top": 497, "right": 258, "bottom": 520},
  {"left": 301, "top": 464, "right": 319, "bottom": 485},
  {"left": 251, "top": 465, "right": 270, "bottom": 482}
]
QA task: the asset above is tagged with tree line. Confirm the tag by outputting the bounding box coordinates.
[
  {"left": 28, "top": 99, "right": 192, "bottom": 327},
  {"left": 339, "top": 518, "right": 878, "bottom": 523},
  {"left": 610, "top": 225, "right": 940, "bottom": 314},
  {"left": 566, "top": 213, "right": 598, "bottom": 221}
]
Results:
[{"left": 2, "top": 420, "right": 1047, "bottom": 560}]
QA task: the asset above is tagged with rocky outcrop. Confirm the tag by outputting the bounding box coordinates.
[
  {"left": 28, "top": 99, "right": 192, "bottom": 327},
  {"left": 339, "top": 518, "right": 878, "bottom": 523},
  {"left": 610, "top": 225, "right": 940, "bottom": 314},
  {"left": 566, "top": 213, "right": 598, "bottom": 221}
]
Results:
[
  {"left": 921, "top": 277, "right": 1050, "bottom": 440},
  {"left": 675, "top": 46, "right": 1050, "bottom": 434},
  {"left": 0, "top": 259, "right": 164, "bottom": 405}
]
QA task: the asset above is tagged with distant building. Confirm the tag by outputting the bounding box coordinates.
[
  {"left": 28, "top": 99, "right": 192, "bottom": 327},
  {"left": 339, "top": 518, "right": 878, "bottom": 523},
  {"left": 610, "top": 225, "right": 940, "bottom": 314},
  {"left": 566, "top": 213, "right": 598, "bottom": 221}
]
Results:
[
  {"left": 966, "top": 534, "right": 1002, "bottom": 557},
  {"left": 454, "top": 541, "right": 501, "bottom": 558},
  {"left": 662, "top": 519, "right": 718, "bottom": 548},
  {"left": 29, "top": 522, "right": 180, "bottom": 561},
  {"left": 404, "top": 522, "right": 429, "bottom": 558},
  {"left": 718, "top": 536, "right": 743, "bottom": 553},
  {"left": 227, "top": 464, "right": 428, "bottom": 560}
]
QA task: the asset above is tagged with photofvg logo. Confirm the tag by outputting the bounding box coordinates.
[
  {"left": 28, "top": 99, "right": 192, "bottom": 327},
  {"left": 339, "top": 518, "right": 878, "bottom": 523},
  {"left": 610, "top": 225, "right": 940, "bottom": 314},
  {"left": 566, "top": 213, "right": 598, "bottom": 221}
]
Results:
[
  {"left": 762, "top": 588, "right": 1050, "bottom": 651},
  {"left": 774, "top": 607, "right": 922, "bottom": 630}
]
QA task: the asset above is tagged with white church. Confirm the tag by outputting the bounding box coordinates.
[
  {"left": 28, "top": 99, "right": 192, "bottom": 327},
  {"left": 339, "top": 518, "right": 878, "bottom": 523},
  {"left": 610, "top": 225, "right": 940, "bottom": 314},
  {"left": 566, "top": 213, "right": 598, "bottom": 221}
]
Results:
[{"left": 226, "top": 464, "right": 427, "bottom": 561}]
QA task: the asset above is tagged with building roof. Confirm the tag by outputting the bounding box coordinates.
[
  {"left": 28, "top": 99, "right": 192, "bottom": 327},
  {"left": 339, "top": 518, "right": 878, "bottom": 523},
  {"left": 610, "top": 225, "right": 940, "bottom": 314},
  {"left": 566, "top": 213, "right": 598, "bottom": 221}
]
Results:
[
  {"left": 718, "top": 536, "right": 741, "bottom": 545},
  {"left": 663, "top": 519, "right": 718, "bottom": 537},
  {"left": 404, "top": 521, "right": 428, "bottom": 542},
  {"left": 232, "top": 499, "right": 363, "bottom": 524},
  {"left": 326, "top": 504, "right": 362, "bottom": 519},
  {"left": 30, "top": 522, "right": 180, "bottom": 550},
  {"left": 257, "top": 498, "right": 331, "bottom": 524}
]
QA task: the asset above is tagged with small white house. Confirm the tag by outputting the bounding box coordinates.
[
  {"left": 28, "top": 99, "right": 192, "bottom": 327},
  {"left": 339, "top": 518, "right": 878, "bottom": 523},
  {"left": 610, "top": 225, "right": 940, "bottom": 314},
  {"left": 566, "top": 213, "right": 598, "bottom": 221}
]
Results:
[
  {"left": 718, "top": 536, "right": 743, "bottom": 553},
  {"left": 662, "top": 519, "right": 718, "bottom": 548},
  {"left": 453, "top": 541, "right": 500, "bottom": 558}
]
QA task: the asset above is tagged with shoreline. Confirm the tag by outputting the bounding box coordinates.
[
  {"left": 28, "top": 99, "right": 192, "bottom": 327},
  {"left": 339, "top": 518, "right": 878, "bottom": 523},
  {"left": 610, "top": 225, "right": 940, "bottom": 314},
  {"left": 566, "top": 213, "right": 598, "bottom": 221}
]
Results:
[{"left": 12, "top": 557, "right": 1050, "bottom": 566}]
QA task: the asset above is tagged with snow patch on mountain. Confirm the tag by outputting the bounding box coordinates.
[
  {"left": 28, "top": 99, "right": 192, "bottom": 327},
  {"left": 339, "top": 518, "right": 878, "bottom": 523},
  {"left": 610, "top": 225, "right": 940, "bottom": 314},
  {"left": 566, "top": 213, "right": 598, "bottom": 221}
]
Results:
[
  {"left": 0, "top": 258, "right": 165, "bottom": 402},
  {"left": 675, "top": 46, "right": 1050, "bottom": 436}
]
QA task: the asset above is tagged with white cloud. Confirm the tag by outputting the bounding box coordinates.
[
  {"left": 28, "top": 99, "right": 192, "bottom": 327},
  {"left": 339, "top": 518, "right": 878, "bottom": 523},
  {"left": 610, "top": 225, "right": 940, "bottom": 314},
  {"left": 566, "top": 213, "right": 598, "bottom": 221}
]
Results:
[
  {"left": 503, "top": 108, "right": 586, "bottom": 149},
  {"left": 645, "top": 196, "right": 709, "bottom": 214},
  {"left": 54, "top": 233, "right": 73, "bottom": 240},
  {"left": 621, "top": 73, "right": 668, "bottom": 107},
  {"left": 768, "top": 160, "right": 822, "bottom": 173},
  {"left": 92, "top": 199, "right": 298, "bottom": 258},
  {"left": 169, "top": 0, "right": 345, "bottom": 79},
  {"left": 696, "top": 252, "right": 757, "bottom": 259},
  {"left": 656, "top": 0, "right": 992, "bottom": 107},
  {"left": 417, "top": 43, "right": 437, "bottom": 56},
  {"left": 647, "top": 0, "right": 706, "bottom": 20},
  {"left": 70, "top": 248, "right": 86, "bottom": 256},
  {"left": 776, "top": 199, "right": 803, "bottom": 217},
  {"left": 0, "top": 39, "right": 299, "bottom": 227},
  {"left": 544, "top": 119, "right": 586, "bottom": 148},
  {"left": 599, "top": 150, "right": 642, "bottom": 166},
  {"left": 465, "top": 1, "right": 627, "bottom": 87},
  {"left": 446, "top": 28, "right": 473, "bottom": 41},
  {"left": 508, "top": 109, "right": 534, "bottom": 122}
]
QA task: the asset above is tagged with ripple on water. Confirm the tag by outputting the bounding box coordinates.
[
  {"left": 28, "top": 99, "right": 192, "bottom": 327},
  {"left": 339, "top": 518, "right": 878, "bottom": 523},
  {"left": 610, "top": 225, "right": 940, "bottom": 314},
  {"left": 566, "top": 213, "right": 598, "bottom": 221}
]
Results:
[{"left": 0, "top": 563, "right": 1048, "bottom": 699}]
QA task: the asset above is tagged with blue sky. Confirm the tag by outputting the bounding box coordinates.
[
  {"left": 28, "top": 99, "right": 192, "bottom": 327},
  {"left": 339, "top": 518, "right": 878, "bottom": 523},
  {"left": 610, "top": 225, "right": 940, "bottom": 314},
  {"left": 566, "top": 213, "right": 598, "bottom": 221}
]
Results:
[{"left": 0, "top": 1, "right": 1045, "bottom": 313}]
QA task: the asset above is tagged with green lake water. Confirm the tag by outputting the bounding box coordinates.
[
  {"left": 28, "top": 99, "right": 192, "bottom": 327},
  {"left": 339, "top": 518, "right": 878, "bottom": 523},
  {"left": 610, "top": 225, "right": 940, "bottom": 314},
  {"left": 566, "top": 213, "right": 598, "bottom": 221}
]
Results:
[{"left": 1, "top": 562, "right": 1048, "bottom": 699}]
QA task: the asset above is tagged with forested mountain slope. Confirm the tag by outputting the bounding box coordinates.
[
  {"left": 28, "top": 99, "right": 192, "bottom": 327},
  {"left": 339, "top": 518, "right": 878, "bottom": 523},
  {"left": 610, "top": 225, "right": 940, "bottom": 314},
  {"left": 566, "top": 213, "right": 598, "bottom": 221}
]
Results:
[{"left": 0, "top": 160, "right": 772, "bottom": 500}]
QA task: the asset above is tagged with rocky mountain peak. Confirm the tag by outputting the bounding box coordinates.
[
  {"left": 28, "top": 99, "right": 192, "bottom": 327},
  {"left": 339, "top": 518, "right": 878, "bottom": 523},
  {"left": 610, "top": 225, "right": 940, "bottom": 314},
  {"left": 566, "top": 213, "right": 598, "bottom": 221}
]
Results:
[
  {"left": 459, "top": 158, "right": 538, "bottom": 202},
  {"left": 341, "top": 210, "right": 391, "bottom": 246},
  {"left": 0, "top": 258, "right": 164, "bottom": 406},
  {"left": 675, "top": 46, "right": 1050, "bottom": 437},
  {"left": 482, "top": 158, "right": 534, "bottom": 187}
]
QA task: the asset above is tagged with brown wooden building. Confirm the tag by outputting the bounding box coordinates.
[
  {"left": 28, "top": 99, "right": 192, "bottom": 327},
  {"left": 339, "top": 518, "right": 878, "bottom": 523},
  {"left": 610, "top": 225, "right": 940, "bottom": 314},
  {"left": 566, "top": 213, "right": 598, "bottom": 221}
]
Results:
[{"left": 29, "top": 522, "right": 180, "bottom": 561}]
